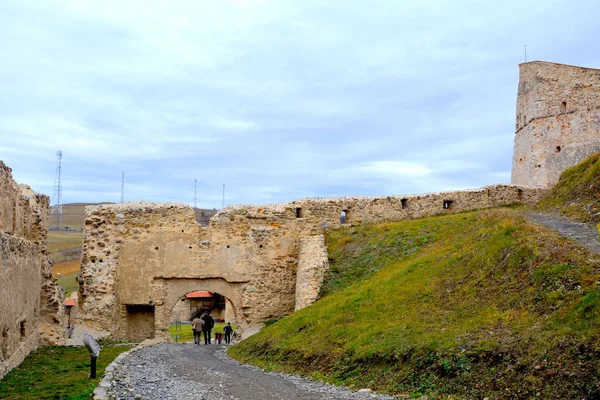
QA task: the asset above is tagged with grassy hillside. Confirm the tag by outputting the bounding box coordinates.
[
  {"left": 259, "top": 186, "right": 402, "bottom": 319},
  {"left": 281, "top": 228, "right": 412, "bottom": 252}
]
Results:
[
  {"left": 230, "top": 209, "right": 600, "bottom": 398},
  {"left": 538, "top": 152, "right": 600, "bottom": 223}
]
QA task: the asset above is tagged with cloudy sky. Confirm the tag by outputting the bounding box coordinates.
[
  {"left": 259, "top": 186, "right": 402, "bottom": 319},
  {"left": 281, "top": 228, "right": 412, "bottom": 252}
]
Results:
[{"left": 1, "top": 0, "right": 599, "bottom": 208}]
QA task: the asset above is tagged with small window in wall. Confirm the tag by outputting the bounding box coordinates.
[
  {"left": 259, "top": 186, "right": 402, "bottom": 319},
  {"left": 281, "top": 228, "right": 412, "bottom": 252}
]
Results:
[
  {"left": 340, "top": 210, "right": 349, "bottom": 224},
  {"left": 517, "top": 188, "right": 523, "bottom": 201},
  {"left": 19, "top": 320, "right": 26, "bottom": 340},
  {"left": 560, "top": 101, "right": 567, "bottom": 113},
  {"left": 295, "top": 207, "right": 302, "bottom": 218},
  {"left": 1, "top": 327, "right": 8, "bottom": 360},
  {"left": 401, "top": 198, "right": 408, "bottom": 209},
  {"left": 555, "top": 145, "right": 562, "bottom": 153},
  {"left": 443, "top": 200, "right": 453, "bottom": 210}
]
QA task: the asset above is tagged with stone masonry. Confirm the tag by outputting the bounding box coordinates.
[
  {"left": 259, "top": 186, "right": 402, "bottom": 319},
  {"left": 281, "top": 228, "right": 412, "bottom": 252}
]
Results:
[
  {"left": 77, "top": 185, "right": 545, "bottom": 341},
  {"left": 0, "top": 161, "right": 66, "bottom": 379},
  {"left": 512, "top": 61, "right": 600, "bottom": 187}
]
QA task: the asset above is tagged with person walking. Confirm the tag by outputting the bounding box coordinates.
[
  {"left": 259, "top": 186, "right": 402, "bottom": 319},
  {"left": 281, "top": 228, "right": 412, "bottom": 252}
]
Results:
[
  {"left": 201, "top": 311, "right": 214, "bottom": 344},
  {"left": 223, "top": 322, "right": 233, "bottom": 344},
  {"left": 191, "top": 316, "right": 204, "bottom": 345}
]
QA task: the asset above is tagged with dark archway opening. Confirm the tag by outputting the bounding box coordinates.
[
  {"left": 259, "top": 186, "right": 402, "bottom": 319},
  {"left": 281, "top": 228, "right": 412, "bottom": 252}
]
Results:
[{"left": 170, "top": 291, "right": 237, "bottom": 343}]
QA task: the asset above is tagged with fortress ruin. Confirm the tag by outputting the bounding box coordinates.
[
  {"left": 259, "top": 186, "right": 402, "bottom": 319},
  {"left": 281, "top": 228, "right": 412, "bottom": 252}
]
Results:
[
  {"left": 76, "top": 186, "right": 544, "bottom": 341},
  {"left": 512, "top": 61, "right": 600, "bottom": 187}
]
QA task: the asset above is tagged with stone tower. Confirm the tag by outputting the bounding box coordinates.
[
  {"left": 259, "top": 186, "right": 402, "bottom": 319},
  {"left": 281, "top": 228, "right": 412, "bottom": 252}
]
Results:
[{"left": 511, "top": 61, "right": 600, "bottom": 188}]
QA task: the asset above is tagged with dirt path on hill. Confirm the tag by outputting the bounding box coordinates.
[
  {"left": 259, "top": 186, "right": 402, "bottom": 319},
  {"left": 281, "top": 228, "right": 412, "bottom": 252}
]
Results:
[
  {"left": 521, "top": 212, "right": 600, "bottom": 254},
  {"left": 104, "top": 343, "right": 397, "bottom": 400}
]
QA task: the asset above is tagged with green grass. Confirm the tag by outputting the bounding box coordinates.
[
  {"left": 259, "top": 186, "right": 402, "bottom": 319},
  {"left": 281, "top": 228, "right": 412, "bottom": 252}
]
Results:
[
  {"left": 169, "top": 323, "right": 237, "bottom": 342},
  {"left": 0, "top": 344, "right": 133, "bottom": 399},
  {"left": 230, "top": 209, "right": 600, "bottom": 399},
  {"left": 47, "top": 231, "right": 83, "bottom": 253},
  {"left": 56, "top": 270, "right": 79, "bottom": 297},
  {"left": 48, "top": 231, "right": 83, "bottom": 263},
  {"left": 538, "top": 152, "right": 600, "bottom": 222}
]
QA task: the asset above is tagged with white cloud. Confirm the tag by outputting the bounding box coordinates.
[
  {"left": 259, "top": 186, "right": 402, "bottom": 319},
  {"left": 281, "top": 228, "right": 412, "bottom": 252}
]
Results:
[
  {"left": 1, "top": 0, "right": 599, "bottom": 207},
  {"left": 359, "top": 161, "right": 432, "bottom": 178}
]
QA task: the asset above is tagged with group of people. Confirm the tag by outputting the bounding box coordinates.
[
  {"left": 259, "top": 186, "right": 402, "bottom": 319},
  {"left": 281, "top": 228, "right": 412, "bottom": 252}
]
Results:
[{"left": 192, "top": 311, "right": 234, "bottom": 345}]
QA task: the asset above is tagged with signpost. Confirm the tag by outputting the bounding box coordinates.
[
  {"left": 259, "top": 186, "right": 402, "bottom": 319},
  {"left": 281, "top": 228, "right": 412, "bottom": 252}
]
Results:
[{"left": 83, "top": 334, "right": 101, "bottom": 379}]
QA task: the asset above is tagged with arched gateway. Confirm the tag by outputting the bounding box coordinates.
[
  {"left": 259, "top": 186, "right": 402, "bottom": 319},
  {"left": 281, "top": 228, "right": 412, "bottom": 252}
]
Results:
[{"left": 77, "top": 187, "right": 543, "bottom": 340}]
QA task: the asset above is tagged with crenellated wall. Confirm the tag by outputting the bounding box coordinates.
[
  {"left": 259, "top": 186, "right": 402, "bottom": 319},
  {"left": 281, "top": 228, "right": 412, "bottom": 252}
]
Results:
[
  {"left": 0, "top": 161, "right": 66, "bottom": 379},
  {"left": 76, "top": 184, "right": 545, "bottom": 341},
  {"left": 512, "top": 61, "right": 600, "bottom": 187}
]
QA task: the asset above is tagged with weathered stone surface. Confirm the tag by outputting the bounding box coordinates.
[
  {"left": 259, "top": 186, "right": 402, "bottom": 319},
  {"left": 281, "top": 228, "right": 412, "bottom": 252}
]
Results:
[
  {"left": 295, "top": 235, "right": 328, "bottom": 311},
  {"left": 0, "top": 161, "right": 66, "bottom": 379},
  {"left": 77, "top": 185, "right": 545, "bottom": 341},
  {"left": 512, "top": 61, "right": 600, "bottom": 188}
]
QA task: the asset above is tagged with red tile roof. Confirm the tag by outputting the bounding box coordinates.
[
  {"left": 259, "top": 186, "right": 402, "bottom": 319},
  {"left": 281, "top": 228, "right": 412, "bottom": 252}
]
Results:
[
  {"left": 185, "top": 291, "right": 213, "bottom": 299},
  {"left": 65, "top": 298, "right": 76, "bottom": 307}
]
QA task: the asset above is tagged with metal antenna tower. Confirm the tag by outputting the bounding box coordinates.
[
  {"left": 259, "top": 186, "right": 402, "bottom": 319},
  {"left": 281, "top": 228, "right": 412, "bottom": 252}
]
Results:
[
  {"left": 121, "top": 171, "right": 125, "bottom": 203},
  {"left": 51, "top": 150, "right": 63, "bottom": 230},
  {"left": 194, "top": 179, "right": 197, "bottom": 209},
  {"left": 222, "top": 183, "right": 225, "bottom": 209},
  {"left": 524, "top": 44, "right": 527, "bottom": 62}
]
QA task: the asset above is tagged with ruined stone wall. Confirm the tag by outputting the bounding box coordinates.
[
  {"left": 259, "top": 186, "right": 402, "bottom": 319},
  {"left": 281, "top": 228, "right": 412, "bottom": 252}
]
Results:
[
  {"left": 0, "top": 161, "right": 65, "bottom": 379},
  {"left": 512, "top": 61, "right": 600, "bottom": 188},
  {"left": 77, "top": 184, "right": 545, "bottom": 341}
]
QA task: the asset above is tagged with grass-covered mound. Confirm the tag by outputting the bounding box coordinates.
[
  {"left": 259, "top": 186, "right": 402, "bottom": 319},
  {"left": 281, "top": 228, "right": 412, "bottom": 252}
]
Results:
[
  {"left": 538, "top": 152, "right": 600, "bottom": 223},
  {"left": 229, "top": 210, "right": 600, "bottom": 399}
]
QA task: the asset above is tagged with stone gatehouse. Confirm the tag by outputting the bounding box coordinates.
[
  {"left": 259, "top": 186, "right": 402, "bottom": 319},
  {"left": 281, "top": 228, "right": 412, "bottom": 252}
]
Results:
[{"left": 77, "top": 185, "right": 544, "bottom": 341}]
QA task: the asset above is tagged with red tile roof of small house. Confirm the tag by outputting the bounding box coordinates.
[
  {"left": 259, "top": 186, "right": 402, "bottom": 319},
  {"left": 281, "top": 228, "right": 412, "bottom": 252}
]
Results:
[
  {"left": 65, "top": 298, "right": 76, "bottom": 307},
  {"left": 185, "top": 291, "right": 213, "bottom": 299}
]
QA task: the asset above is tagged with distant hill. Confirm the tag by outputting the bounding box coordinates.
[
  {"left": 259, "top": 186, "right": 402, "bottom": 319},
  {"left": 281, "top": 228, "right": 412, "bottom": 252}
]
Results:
[
  {"left": 194, "top": 208, "right": 218, "bottom": 226},
  {"left": 49, "top": 202, "right": 113, "bottom": 230}
]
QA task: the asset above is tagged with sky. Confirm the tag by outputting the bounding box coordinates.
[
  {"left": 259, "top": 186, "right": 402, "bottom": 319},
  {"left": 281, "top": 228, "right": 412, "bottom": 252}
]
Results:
[{"left": 1, "top": 0, "right": 599, "bottom": 209}]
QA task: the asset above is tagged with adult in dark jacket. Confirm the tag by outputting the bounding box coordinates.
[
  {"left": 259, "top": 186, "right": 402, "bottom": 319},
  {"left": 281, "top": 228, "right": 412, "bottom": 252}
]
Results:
[
  {"left": 201, "top": 312, "right": 214, "bottom": 344},
  {"left": 223, "top": 322, "right": 233, "bottom": 344}
]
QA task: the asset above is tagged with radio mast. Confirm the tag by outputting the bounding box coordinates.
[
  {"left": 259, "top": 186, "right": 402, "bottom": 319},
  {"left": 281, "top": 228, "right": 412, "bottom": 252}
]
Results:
[
  {"left": 51, "top": 150, "right": 63, "bottom": 230},
  {"left": 121, "top": 171, "right": 125, "bottom": 203},
  {"left": 194, "top": 179, "right": 197, "bottom": 209}
]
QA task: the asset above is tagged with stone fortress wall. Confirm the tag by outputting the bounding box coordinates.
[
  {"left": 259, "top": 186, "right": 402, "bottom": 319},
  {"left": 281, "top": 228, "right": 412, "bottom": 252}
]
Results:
[
  {"left": 77, "top": 185, "right": 545, "bottom": 341},
  {"left": 0, "top": 161, "right": 66, "bottom": 379},
  {"left": 512, "top": 61, "right": 600, "bottom": 188}
]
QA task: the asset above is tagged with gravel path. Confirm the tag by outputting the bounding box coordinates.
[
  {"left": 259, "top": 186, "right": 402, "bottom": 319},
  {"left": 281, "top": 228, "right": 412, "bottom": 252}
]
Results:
[
  {"left": 522, "top": 211, "right": 600, "bottom": 254},
  {"left": 106, "top": 343, "right": 399, "bottom": 400}
]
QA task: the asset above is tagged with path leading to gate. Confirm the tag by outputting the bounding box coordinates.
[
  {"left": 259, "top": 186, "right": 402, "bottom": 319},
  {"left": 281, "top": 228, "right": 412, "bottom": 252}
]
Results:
[
  {"left": 105, "top": 343, "right": 398, "bottom": 400},
  {"left": 522, "top": 211, "right": 600, "bottom": 254}
]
